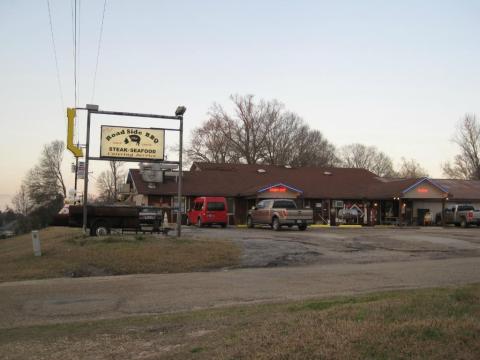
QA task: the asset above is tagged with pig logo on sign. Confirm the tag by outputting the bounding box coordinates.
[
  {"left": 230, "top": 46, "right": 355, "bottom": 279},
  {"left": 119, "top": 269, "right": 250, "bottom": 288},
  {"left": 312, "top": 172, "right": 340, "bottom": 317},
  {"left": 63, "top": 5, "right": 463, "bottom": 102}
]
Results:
[{"left": 124, "top": 135, "right": 141, "bottom": 145}]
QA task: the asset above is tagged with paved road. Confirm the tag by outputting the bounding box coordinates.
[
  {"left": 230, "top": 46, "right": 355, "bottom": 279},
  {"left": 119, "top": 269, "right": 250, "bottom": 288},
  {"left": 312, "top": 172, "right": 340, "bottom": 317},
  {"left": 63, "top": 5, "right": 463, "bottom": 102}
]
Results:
[{"left": 1, "top": 256, "right": 480, "bottom": 329}]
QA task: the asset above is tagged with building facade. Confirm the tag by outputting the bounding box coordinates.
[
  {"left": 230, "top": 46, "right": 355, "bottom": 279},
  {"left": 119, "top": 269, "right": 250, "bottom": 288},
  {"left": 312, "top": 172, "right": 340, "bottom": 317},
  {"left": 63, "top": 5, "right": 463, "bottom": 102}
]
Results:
[{"left": 124, "top": 162, "right": 480, "bottom": 226}]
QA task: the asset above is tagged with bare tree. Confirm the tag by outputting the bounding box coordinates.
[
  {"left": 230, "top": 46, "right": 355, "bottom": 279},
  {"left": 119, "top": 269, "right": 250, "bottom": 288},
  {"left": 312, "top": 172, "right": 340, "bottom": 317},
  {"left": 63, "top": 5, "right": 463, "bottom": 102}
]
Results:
[
  {"left": 12, "top": 183, "right": 32, "bottom": 216},
  {"left": 24, "top": 140, "right": 67, "bottom": 206},
  {"left": 187, "top": 118, "right": 239, "bottom": 163},
  {"left": 340, "top": 143, "right": 396, "bottom": 177},
  {"left": 290, "top": 127, "right": 339, "bottom": 167},
  {"left": 397, "top": 157, "right": 428, "bottom": 178},
  {"left": 188, "top": 94, "right": 337, "bottom": 167},
  {"left": 442, "top": 114, "right": 480, "bottom": 179},
  {"left": 220, "top": 95, "right": 281, "bottom": 164},
  {"left": 96, "top": 161, "right": 124, "bottom": 203},
  {"left": 263, "top": 112, "right": 303, "bottom": 165}
]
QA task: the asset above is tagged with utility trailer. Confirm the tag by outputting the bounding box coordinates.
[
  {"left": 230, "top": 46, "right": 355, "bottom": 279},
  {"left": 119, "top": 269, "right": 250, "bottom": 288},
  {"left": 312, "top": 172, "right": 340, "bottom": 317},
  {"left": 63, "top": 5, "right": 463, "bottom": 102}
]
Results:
[{"left": 54, "top": 205, "right": 170, "bottom": 236}]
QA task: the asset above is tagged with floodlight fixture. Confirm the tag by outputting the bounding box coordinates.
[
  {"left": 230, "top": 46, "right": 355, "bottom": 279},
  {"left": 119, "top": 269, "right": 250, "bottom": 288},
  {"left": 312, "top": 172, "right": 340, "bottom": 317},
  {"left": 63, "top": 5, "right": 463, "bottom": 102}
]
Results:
[
  {"left": 175, "top": 106, "right": 186, "bottom": 116},
  {"left": 86, "top": 104, "right": 99, "bottom": 111}
]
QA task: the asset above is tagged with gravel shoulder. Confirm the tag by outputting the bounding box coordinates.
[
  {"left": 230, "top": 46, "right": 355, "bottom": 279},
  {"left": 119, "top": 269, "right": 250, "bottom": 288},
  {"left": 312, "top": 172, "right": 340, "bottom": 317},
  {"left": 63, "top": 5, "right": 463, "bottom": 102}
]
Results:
[{"left": 188, "top": 226, "right": 480, "bottom": 268}]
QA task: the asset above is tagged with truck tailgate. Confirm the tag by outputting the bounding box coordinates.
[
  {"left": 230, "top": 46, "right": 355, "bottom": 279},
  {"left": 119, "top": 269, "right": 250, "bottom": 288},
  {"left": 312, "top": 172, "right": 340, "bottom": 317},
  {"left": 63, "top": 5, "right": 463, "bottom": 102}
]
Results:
[{"left": 285, "top": 209, "right": 313, "bottom": 220}]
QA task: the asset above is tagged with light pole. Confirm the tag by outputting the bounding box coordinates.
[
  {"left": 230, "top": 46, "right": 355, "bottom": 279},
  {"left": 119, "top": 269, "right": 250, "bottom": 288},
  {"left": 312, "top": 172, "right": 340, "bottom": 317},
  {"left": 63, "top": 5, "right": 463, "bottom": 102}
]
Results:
[{"left": 175, "top": 106, "right": 186, "bottom": 237}]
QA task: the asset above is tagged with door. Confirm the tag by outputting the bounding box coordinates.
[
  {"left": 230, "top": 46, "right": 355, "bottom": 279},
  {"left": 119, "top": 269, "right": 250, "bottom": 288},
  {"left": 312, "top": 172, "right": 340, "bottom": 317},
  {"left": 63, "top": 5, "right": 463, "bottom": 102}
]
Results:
[
  {"left": 253, "top": 200, "right": 269, "bottom": 224},
  {"left": 417, "top": 208, "right": 429, "bottom": 226}
]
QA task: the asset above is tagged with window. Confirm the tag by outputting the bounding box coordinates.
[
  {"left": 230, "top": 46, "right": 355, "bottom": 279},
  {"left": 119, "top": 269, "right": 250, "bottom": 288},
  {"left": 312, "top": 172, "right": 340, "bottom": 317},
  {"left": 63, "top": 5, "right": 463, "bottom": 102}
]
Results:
[
  {"left": 207, "top": 202, "right": 225, "bottom": 211},
  {"left": 458, "top": 205, "right": 474, "bottom": 211},
  {"left": 256, "top": 200, "right": 266, "bottom": 209},
  {"left": 194, "top": 202, "right": 203, "bottom": 211},
  {"left": 273, "top": 200, "right": 297, "bottom": 209}
]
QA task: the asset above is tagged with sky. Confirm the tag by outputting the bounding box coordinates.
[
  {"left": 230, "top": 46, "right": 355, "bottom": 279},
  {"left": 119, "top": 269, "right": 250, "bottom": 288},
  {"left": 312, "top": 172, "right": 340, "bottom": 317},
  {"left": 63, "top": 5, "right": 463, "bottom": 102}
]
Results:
[{"left": 1, "top": 0, "right": 479, "bottom": 209}]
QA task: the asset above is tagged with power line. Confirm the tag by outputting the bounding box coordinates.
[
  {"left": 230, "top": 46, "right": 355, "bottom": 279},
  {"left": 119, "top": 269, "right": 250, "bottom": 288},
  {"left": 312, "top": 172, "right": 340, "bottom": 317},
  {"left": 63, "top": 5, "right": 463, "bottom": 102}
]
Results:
[
  {"left": 77, "top": 0, "right": 81, "bottom": 106},
  {"left": 91, "top": 0, "right": 108, "bottom": 103},
  {"left": 46, "top": 0, "right": 65, "bottom": 110},
  {"left": 74, "top": 0, "right": 77, "bottom": 108}
]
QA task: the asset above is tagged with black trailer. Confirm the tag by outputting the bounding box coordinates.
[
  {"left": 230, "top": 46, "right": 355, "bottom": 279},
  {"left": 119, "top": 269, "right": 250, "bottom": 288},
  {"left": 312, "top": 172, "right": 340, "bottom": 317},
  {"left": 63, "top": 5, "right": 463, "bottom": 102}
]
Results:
[{"left": 54, "top": 205, "right": 169, "bottom": 236}]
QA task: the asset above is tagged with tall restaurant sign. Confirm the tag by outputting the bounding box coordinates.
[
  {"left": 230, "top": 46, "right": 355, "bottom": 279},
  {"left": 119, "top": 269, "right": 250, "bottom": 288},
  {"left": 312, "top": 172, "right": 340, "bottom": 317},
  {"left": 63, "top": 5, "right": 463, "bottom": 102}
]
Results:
[{"left": 100, "top": 126, "right": 165, "bottom": 161}]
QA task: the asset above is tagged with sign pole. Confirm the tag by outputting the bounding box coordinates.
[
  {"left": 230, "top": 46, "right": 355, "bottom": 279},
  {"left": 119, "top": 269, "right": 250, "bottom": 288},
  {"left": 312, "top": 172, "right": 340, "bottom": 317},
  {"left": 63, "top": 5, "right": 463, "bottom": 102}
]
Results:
[
  {"left": 177, "top": 114, "right": 183, "bottom": 237},
  {"left": 82, "top": 109, "right": 91, "bottom": 234},
  {"left": 74, "top": 156, "right": 78, "bottom": 194}
]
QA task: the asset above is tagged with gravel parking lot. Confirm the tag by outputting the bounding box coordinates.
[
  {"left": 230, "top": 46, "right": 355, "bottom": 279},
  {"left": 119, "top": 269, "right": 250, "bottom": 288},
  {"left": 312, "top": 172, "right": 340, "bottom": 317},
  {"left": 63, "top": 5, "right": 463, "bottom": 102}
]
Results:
[{"left": 185, "top": 226, "right": 480, "bottom": 268}]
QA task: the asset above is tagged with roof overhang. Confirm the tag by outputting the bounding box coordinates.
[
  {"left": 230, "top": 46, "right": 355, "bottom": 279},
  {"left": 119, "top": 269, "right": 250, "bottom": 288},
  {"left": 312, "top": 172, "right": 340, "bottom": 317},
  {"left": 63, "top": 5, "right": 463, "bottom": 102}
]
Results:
[{"left": 400, "top": 177, "right": 449, "bottom": 199}]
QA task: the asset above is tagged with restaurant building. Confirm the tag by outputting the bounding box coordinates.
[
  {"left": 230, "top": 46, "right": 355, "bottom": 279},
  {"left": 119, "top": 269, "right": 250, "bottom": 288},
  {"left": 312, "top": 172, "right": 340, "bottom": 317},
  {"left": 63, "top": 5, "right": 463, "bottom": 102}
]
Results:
[{"left": 124, "top": 162, "right": 480, "bottom": 226}]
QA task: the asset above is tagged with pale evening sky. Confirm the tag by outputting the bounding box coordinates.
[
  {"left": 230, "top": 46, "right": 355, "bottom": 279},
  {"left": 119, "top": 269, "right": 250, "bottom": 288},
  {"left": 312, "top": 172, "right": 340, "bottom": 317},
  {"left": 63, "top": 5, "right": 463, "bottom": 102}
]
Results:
[{"left": 0, "top": 0, "right": 479, "bottom": 208}]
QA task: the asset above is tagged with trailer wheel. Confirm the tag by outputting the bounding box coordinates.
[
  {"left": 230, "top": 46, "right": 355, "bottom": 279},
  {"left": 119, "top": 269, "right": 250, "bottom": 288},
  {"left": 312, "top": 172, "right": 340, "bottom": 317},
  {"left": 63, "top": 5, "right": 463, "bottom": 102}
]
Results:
[{"left": 92, "top": 221, "right": 110, "bottom": 236}]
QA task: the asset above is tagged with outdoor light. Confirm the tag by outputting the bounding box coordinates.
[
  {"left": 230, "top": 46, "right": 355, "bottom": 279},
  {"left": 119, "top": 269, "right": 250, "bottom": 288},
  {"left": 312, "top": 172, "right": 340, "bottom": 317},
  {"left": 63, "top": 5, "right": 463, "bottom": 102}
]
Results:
[
  {"left": 86, "top": 104, "right": 99, "bottom": 111},
  {"left": 175, "top": 106, "right": 186, "bottom": 116}
]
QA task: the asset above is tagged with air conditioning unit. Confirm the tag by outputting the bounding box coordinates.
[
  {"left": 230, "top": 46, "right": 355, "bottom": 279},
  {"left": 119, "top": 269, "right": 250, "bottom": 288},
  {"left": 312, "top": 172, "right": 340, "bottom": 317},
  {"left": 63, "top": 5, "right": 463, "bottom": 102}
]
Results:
[{"left": 333, "top": 200, "right": 344, "bottom": 208}]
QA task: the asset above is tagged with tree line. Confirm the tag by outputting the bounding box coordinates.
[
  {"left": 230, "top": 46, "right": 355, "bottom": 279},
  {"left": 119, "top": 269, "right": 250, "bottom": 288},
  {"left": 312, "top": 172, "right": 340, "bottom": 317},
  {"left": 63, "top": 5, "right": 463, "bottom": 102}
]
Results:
[
  {"left": 187, "top": 94, "right": 431, "bottom": 178},
  {"left": 10, "top": 140, "right": 124, "bottom": 234}
]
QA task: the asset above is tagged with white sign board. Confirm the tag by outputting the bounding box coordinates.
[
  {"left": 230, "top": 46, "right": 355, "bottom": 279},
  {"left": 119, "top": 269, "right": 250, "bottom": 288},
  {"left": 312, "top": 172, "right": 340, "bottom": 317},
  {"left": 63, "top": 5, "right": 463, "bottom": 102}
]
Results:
[{"left": 100, "top": 126, "right": 165, "bottom": 161}]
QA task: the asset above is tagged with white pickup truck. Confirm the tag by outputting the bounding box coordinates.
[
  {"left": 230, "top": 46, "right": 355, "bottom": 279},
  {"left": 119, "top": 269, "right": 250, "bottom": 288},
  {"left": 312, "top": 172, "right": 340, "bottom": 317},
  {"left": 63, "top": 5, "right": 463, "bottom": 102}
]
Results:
[
  {"left": 247, "top": 199, "right": 313, "bottom": 231},
  {"left": 443, "top": 204, "right": 480, "bottom": 228}
]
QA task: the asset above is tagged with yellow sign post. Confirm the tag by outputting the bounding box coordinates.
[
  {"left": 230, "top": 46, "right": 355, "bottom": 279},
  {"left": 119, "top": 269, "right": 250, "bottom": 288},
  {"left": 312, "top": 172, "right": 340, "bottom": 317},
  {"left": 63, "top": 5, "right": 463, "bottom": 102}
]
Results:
[{"left": 66, "top": 108, "right": 83, "bottom": 157}]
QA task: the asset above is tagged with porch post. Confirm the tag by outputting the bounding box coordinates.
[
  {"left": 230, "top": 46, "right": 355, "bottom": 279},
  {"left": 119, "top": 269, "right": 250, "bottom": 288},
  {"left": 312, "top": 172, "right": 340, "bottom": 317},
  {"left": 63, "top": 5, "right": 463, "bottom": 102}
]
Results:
[
  {"left": 398, "top": 198, "right": 402, "bottom": 226},
  {"left": 441, "top": 197, "right": 446, "bottom": 227},
  {"left": 378, "top": 201, "right": 382, "bottom": 225}
]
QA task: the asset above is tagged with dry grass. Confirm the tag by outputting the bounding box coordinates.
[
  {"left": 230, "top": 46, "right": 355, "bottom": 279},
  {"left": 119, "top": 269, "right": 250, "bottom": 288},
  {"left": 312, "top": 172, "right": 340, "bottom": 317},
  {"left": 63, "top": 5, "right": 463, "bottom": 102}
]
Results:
[
  {"left": 0, "top": 227, "right": 241, "bottom": 282},
  {"left": 1, "top": 284, "right": 480, "bottom": 359}
]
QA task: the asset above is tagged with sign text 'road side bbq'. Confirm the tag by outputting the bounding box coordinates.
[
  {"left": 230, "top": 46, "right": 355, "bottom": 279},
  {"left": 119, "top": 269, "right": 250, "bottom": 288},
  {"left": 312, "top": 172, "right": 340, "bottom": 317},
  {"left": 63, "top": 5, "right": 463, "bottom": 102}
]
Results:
[{"left": 100, "top": 126, "right": 165, "bottom": 161}]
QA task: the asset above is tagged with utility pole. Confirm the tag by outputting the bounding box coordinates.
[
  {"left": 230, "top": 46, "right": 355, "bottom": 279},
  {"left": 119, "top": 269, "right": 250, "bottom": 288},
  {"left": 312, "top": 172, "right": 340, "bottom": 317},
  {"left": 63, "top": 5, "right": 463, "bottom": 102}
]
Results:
[{"left": 82, "top": 107, "right": 93, "bottom": 234}]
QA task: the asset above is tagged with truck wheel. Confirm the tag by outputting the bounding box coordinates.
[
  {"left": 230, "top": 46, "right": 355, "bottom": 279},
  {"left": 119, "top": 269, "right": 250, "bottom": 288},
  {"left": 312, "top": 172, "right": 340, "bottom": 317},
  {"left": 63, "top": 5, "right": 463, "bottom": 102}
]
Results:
[
  {"left": 460, "top": 218, "right": 468, "bottom": 228},
  {"left": 298, "top": 224, "right": 307, "bottom": 231},
  {"left": 197, "top": 217, "right": 203, "bottom": 227},
  {"left": 272, "top": 217, "right": 281, "bottom": 231},
  {"left": 221, "top": 223, "right": 227, "bottom": 228},
  {"left": 186, "top": 217, "right": 191, "bottom": 226},
  {"left": 247, "top": 216, "right": 254, "bottom": 228},
  {"left": 92, "top": 221, "right": 110, "bottom": 237}
]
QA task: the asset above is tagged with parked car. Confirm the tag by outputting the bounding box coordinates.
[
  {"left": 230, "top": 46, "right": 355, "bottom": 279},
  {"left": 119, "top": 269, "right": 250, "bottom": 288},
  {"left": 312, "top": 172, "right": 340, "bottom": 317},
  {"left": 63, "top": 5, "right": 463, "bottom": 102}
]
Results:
[
  {"left": 247, "top": 199, "right": 313, "bottom": 231},
  {"left": 442, "top": 204, "right": 480, "bottom": 228},
  {"left": 187, "top": 197, "right": 228, "bottom": 228}
]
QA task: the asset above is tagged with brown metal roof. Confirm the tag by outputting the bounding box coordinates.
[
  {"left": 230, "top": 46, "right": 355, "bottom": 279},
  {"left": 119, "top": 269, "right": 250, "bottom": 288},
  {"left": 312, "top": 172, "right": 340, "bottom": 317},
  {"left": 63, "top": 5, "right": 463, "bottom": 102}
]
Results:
[
  {"left": 128, "top": 163, "right": 480, "bottom": 200},
  {"left": 435, "top": 179, "right": 480, "bottom": 200}
]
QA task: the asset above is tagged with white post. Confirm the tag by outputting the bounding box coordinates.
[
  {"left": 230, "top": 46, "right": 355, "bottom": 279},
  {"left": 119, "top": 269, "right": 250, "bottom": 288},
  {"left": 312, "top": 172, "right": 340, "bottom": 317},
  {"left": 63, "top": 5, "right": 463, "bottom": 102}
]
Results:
[{"left": 32, "top": 230, "right": 41, "bottom": 256}]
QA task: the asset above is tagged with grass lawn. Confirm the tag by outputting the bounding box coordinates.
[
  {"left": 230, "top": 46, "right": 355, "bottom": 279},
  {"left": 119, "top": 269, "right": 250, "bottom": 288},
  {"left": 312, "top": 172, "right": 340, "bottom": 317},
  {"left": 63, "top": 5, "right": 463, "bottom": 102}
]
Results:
[
  {"left": 1, "top": 284, "right": 479, "bottom": 359},
  {"left": 0, "top": 227, "right": 241, "bottom": 282}
]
